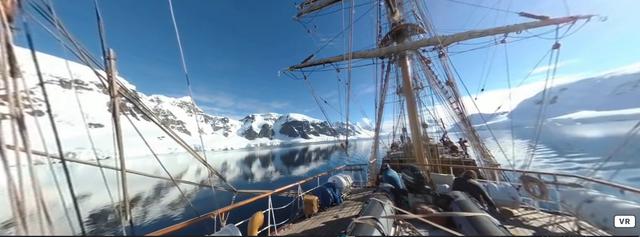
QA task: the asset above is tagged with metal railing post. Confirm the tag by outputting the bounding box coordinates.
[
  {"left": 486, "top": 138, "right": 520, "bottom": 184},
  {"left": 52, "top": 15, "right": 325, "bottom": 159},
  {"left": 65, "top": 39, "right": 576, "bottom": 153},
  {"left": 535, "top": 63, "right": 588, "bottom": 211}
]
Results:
[
  {"left": 213, "top": 213, "right": 217, "bottom": 233},
  {"left": 267, "top": 195, "right": 271, "bottom": 236},
  {"left": 297, "top": 184, "right": 303, "bottom": 214},
  {"left": 294, "top": 184, "right": 304, "bottom": 217},
  {"left": 268, "top": 195, "right": 278, "bottom": 236}
]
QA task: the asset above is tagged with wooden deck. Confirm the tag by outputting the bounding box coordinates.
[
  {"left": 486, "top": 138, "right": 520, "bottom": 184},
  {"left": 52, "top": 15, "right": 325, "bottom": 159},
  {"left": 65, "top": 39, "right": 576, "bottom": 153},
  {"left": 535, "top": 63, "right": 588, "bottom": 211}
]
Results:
[
  {"left": 276, "top": 188, "right": 609, "bottom": 236},
  {"left": 502, "top": 207, "right": 609, "bottom": 236},
  {"left": 277, "top": 188, "right": 373, "bottom": 236}
]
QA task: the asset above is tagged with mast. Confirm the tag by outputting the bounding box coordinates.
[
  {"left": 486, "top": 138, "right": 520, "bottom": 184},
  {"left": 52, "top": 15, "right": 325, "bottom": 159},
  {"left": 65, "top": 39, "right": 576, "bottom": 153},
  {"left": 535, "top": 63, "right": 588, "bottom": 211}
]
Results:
[
  {"left": 289, "top": 10, "right": 593, "bottom": 174},
  {"left": 388, "top": 0, "right": 433, "bottom": 179},
  {"left": 107, "top": 49, "right": 133, "bottom": 232}
]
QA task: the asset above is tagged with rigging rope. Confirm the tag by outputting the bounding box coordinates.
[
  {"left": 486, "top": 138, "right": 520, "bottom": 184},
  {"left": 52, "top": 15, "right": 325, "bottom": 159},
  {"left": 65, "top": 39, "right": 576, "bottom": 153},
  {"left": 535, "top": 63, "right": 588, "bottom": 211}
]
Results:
[
  {"left": 334, "top": 67, "right": 345, "bottom": 132},
  {"left": 4, "top": 20, "right": 26, "bottom": 230},
  {"left": 26, "top": 0, "right": 237, "bottom": 193},
  {"left": 301, "top": 0, "right": 376, "bottom": 19},
  {"left": 43, "top": 0, "right": 122, "bottom": 233},
  {"left": 420, "top": 4, "right": 515, "bottom": 180},
  {"left": 344, "top": 0, "right": 355, "bottom": 150},
  {"left": 2, "top": 8, "right": 55, "bottom": 233},
  {"left": 0, "top": 126, "right": 27, "bottom": 235},
  {"left": 524, "top": 28, "right": 562, "bottom": 170},
  {"left": 424, "top": 10, "right": 505, "bottom": 176},
  {"left": 84, "top": 0, "right": 135, "bottom": 233},
  {"left": 23, "top": 14, "right": 87, "bottom": 235},
  {"left": 0, "top": 11, "right": 27, "bottom": 233},
  {"left": 91, "top": 0, "right": 109, "bottom": 68},
  {"left": 0, "top": 3, "right": 38, "bottom": 231},
  {"left": 300, "top": 4, "right": 374, "bottom": 63},
  {"left": 302, "top": 75, "right": 335, "bottom": 127},
  {"left": 14, "top": 59, "right": 51, "bottom": 235},
  {"left": 484, "top": 48, "right": 552, "bottom": 118},
  {"left": 166, "top": 0, "right": 210, "bottom": 162},
  {"left": 598, "top": 121, "right": 640, "bottom": 180},
  {"left": 123, "top": 114, "right": 201, "bottom": 216},
  {"left": 24, "top": 78, "right": 75, "bottom": 234},
  {"left": 503, "top": 40, "right": 516, "bottom": 169},
  {"left": 474, "top": 40, "right": 497, "bottom": 100},
  {"left": 447, "top": 58, "right": 515, "bottom": 176},
  {"left": 166, "top": 1, "right": 225, "bottom": 222},
  {"left": 15, "top": 31, "right": 76, "bottom": 232},
  {"left": 17, "top": 75, "right": 56, "bottom": 235}
]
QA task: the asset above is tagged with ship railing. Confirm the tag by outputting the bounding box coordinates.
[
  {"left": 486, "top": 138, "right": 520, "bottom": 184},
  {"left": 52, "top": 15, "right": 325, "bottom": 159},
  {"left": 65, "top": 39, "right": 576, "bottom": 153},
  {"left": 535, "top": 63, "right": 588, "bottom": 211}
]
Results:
[
  {"left": 387, "top": 162, "right": 640, "bottom": 213},
  {"left": 146, "top": 163, "right": 369, "bottom": 236}
]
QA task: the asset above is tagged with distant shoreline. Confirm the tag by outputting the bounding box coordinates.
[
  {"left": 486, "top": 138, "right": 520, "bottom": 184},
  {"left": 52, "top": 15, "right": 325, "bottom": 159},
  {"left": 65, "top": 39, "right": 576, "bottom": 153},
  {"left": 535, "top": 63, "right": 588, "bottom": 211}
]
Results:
[{"left": 207, "top": 137, "right": 374, "bottom": 153}]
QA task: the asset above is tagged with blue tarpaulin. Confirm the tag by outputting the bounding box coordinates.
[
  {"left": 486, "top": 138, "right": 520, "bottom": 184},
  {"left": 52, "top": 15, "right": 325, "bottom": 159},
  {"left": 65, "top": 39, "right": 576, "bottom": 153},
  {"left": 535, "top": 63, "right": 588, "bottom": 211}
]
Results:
[
  {"left": 314, "top": 182, "right": 343, "bottom": 209},
  {"left": 381, "top": 169, "right": 406, "bottom": 191}
]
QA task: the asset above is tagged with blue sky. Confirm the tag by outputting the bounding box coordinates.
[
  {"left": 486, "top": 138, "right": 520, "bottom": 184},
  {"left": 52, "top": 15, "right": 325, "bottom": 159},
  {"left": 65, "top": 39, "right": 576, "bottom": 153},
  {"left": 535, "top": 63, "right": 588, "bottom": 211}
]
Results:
[{"left": 15, "top": 0, "right": 640, "bottom": 124}]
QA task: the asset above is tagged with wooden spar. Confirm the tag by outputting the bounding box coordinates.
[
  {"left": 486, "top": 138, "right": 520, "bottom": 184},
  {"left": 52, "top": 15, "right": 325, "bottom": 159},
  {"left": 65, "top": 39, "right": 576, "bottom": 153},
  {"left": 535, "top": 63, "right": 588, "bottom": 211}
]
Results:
[
  {"left": 107, "top": 48, "right": 132, "bottom": 230},
  {"left": 296, "top": 0, "right": 341, "bottom": 18},
  {"left": 289, "top": 15, "right": 594, "bottom": 69},
  {"left": 146, "top": 165, "right": 348, "bottom": 236},
  {"left": 386, "top": 162, "right": 640, "bottom": 195}
]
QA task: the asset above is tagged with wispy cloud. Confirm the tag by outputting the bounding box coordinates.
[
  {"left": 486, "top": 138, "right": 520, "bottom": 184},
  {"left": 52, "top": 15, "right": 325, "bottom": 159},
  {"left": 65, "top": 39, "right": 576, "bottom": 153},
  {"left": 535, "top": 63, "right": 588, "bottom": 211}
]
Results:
[
  {"left": 530, "top": 59, "right": 578, "bottom": 75},
  {"left": 598, "top": 61, "right": 640, "bottom": 77},
  {"left": 318, "top": 90, "right": 341, "bottom": 105},
  {"left": 356, "top": 84, "right": 376, "bottom": 96},
  {"left": 190, "top": 91, "right": 291, "bottom": 118},
  {"left": 318, "top": 36, "right": 340, "bottom": 47}
]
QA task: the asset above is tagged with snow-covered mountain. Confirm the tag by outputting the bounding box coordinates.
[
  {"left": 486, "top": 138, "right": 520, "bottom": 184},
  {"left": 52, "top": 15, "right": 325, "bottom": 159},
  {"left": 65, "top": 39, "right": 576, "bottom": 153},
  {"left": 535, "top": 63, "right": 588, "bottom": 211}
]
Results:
[
  {"left": 447, "top": 65, "right": 640, "bottom": 131},
  {"left": 1, "top": 47, "right": 372, "bottom": 160},
  {"left": 510, "top": 70, "right": 640, "bottom": 125}
]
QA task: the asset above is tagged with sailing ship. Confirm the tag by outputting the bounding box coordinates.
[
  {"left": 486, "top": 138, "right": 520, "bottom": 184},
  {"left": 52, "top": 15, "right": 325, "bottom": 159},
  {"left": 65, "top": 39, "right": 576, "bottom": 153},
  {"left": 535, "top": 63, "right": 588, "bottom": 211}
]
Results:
[{"left": 1, "top": 0, "right": 639, "bottom": 236}]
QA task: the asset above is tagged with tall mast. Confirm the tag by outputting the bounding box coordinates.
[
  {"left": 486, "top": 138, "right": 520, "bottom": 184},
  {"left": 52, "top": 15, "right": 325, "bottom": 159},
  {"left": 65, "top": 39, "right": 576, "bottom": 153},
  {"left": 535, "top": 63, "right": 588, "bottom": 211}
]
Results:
[{"left": 385, "top": 0, "right": 431, "bottom": 175}]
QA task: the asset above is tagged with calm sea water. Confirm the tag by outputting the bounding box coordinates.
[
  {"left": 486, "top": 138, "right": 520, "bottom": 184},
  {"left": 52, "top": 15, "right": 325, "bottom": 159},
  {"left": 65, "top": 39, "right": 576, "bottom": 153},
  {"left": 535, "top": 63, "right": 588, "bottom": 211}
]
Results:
[
  {"left": 2, "top": 121, "right": 639, "bottom": 235},
  {"left": 0, "top": 140, "right": 376, "bottom": 235},
  {"left": 478, "top": 121, "right": 640, "bottom": 187}
]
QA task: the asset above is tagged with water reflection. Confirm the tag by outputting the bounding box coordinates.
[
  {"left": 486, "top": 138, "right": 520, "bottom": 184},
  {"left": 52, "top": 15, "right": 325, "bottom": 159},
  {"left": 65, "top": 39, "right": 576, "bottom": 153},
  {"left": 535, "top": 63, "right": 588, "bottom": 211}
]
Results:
[
  {"left": 217, "top": 144, "right": 343, "bottom": 183},
  {"left": 2, "top": 141, "right": 372, "bottom": 235}
]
